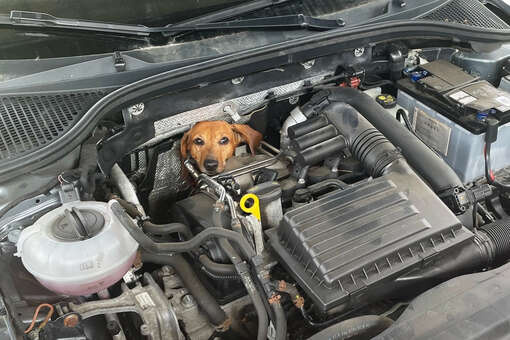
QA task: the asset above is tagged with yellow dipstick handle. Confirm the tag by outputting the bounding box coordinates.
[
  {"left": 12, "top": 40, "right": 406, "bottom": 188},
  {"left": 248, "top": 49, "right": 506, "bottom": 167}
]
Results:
[{"left": 240, "top": 193, "right": 261, "bottom": 221}]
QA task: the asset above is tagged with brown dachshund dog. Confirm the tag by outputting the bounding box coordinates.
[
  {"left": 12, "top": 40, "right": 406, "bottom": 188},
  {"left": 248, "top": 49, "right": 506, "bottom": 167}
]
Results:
[{"left": 180, "top": 121, "right": 262, "bottom": 175}]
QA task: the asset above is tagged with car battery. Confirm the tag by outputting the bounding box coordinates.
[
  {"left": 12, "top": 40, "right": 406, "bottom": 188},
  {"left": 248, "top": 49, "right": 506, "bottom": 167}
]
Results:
[{"left": 397, "top": 60, "right": 510, "bottom": 183}]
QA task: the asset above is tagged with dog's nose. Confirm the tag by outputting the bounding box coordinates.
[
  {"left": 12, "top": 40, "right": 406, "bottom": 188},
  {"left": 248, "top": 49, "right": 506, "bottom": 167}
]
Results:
[{"left": 204, "top": 158, "right": 219, "bottom": 172}]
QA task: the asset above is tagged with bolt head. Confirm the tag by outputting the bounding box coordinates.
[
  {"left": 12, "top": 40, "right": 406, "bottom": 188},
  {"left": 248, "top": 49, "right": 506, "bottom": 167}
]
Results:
[
  {"left": 354, "top": 47, "right": 365, "bottom": 57},
  {"left": 288, "top": 96, "right": 299, "bottom": 105},
  {"left": 231, "top": 77, "right": 244, "bottom": 85},
  {"left": 300, "top": 59, "right": 315, "bottom": 70},
  {"left": 63, "top": 314, "right": 80, "bottom": 328},
  {"left": 181, "top": 294, "right": 196, "bottom": 308},
  {"left": 128, "top": 103, "right": 145, "bottom": 117},
  {"left": 140, "top": 324, "right": 150, "bottom": 336}
]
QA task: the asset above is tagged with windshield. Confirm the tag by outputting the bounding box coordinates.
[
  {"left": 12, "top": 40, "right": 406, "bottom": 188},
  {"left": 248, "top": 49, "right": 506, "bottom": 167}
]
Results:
[
  {"left": 0, "top": 0, "right": 250, "bottom": 25},
  {"left": 0, "top": 0, "right": 258, "bottom": 59},
  {"left": 0, "top": 0, "right": 383, "bottom": 60},
  {"left": 1, "top": 0, "right": 507, "bottom": 65}
]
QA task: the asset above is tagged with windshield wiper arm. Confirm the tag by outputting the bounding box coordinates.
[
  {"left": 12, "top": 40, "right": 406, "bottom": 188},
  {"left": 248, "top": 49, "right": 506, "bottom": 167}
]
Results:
[
  {"left": 3, "top": 10, "right": 344, "bottom": 38},
  {"left": 170, "top": 14, "right": 345, "bottom": 33}
]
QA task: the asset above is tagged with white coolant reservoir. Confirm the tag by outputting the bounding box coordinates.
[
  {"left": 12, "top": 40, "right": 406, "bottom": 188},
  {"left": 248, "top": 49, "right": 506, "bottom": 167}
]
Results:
[{"left": 16, "top": 200, "right": 138, "bottom": 296}]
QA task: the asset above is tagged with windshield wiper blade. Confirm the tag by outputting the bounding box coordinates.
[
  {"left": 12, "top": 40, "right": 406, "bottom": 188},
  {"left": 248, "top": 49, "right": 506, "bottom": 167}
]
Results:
[
  {"left": 3, "top": 10, "right": 344, "bottom": 38},
  {"left": 6, "top": 11, "right": 154, "bottom": 36}
]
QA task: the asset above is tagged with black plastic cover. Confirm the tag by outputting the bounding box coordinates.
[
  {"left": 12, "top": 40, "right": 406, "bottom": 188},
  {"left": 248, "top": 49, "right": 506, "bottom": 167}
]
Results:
[
  {"left": 0, "top": 90, "right": 110, "bottom": 163},
  {"left": 267, "top": 171, "right": 472, "bottom": 312},
  {"left": 376, "top": 261, "right": 510, "bottom": 340}
]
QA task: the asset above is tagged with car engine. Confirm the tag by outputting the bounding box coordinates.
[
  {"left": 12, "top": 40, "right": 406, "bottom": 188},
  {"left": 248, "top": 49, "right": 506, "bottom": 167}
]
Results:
[{"left": 3, "top": 42, "right": 510, "bottom": 340}]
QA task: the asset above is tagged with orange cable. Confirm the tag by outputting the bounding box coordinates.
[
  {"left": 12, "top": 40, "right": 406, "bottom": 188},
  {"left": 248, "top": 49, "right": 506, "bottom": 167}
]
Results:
[{"left": 24, "top": 303, "right": 54, "bottom": 334}]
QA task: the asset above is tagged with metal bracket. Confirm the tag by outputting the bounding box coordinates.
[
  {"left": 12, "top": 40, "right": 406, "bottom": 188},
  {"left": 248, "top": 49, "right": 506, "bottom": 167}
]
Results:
[
  {"left": 0, "top": 178, "right": 83, "bottom": 241},
  {"left": 70, "top": 273, "right": 183, "bottom": 340},
  {"left": 0, "top": 190, "right": 60, "bottom": 241}
]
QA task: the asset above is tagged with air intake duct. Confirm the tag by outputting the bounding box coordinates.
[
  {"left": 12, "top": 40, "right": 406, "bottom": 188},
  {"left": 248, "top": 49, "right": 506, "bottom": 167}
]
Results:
[
  {"left": 392, "top": 218, "right": 510, "bottom": 293},
  {"left": 288, "top": 102, "right": 405, "bottom": 177},
  {"left": 304, "top": 88, "right": 472, "bottom": 220},
  {"left": 319, "top": 87, "right": 464, "bottom": 194},
  {"left": 479, "top": 219, "right": 510, "bottom": 265},
  {"left": 322, "top": 102, "right": 403, "bottom": 177}
]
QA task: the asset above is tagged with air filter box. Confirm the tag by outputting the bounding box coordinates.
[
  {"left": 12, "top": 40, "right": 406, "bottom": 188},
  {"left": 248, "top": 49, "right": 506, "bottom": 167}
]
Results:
[{"left": 267, "top": 170, "right": 473, "bottom": 313}]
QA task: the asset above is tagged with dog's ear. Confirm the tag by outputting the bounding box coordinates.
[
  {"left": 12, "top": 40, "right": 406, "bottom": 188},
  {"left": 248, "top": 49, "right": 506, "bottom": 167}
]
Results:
[
  {"left": 232, "top": 124, "right": 263, "bottom": 155},
  {"left": 180, "top": 130, "right": 190, "bottom": 159}
]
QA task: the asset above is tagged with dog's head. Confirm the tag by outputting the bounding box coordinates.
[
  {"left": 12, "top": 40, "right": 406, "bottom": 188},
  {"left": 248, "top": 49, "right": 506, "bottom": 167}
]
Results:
[{"left": 180, "top": 121, "right": 262, "bottom": 175}]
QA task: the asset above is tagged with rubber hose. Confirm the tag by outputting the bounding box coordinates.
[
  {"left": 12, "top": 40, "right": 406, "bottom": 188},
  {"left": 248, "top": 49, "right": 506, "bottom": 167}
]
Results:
[
  {"left": 111, "top": 163, "right": 145, "bottom": 216},
  {"left": 480, "top": 218, "right": 510, "bottom": 264},
  {"left": 143, "top": 221, "right": 193, "bottom": 239},
  {"left": 78, "top": 133, "right": 102, "bottom": 200},
  {"left": 141, "top": 252, "right": 228, "bottom": 327},
  {"left": 201, "top": 267, "right": 240, "bottom": 281},
  {"left": 114, "top": 201, "right": 269, "bottom": 338},
  {"left": 307, "top": 315, "right": 393, "bottom": 340},
  {"left": 113, "top": 197, "right": 142, "bottom": 218},
  {"left": 322, "top": 87, "right": 464, "bottom": 193},
  {"left": 219, "top": 239, "right": 269, "bottom": 340},
  {"left": 112, "top": 201, "right": 256, "bottom": 259},
  {"left": 199, "top": 254, "right": 237, "bottom": 276},
  {"left": 272, "top": 302, "right": 287, "bottom": 340},
  {"left": 113, "top": 198, "right": 193, "bottom": 239}
]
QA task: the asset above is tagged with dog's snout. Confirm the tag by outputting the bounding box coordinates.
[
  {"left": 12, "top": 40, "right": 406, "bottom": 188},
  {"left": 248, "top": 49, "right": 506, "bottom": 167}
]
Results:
[{"left": 204, "top": 158, "right": 219, "bottom": 172}]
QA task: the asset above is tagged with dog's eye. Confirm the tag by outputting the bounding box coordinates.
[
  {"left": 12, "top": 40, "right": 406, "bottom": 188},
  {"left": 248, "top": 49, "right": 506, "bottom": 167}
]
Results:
[
  {"left": 219, "top": 137, "right": 230, "bottom": 145},
  {"left": 193, "top": 138, "right": 204, "bottom": 146}
]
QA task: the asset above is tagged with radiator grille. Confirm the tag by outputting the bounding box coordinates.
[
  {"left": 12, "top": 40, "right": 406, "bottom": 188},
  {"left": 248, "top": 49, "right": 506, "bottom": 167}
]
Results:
[
  {"left": 0, "top": 91, "right": 109, "bottom": 162},
  {"left": 422, "top": 0, "right": 509, "bottom": 29}
]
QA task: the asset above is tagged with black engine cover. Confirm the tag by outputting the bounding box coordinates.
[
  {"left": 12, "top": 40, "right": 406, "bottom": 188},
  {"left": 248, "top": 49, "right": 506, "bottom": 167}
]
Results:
[{"left": 267, "top": 170, "right": 473, "bottom": 313}]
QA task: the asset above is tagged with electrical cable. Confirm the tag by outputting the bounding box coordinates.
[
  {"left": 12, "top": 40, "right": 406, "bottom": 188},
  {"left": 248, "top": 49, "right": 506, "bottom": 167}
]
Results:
[{"left": 24, "top": 303, "right": 54, "bottom": 334}]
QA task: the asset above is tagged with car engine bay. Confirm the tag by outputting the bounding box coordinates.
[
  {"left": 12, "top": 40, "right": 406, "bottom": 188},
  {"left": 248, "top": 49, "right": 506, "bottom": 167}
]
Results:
[{"left": 3, "top": 35, "right": 510, "bottom": 339}]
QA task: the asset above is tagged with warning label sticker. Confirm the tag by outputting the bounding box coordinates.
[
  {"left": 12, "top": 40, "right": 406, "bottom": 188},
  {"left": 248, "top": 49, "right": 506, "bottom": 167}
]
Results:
[
  {"left": 496, "top": 95, "right": 510, "bottom": 107},
  {"left": 449, "top": 91, "right": 469, "bottom": 101},
  {"left": 414, "top": 107, "right": 451, "bottom": 156}
]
